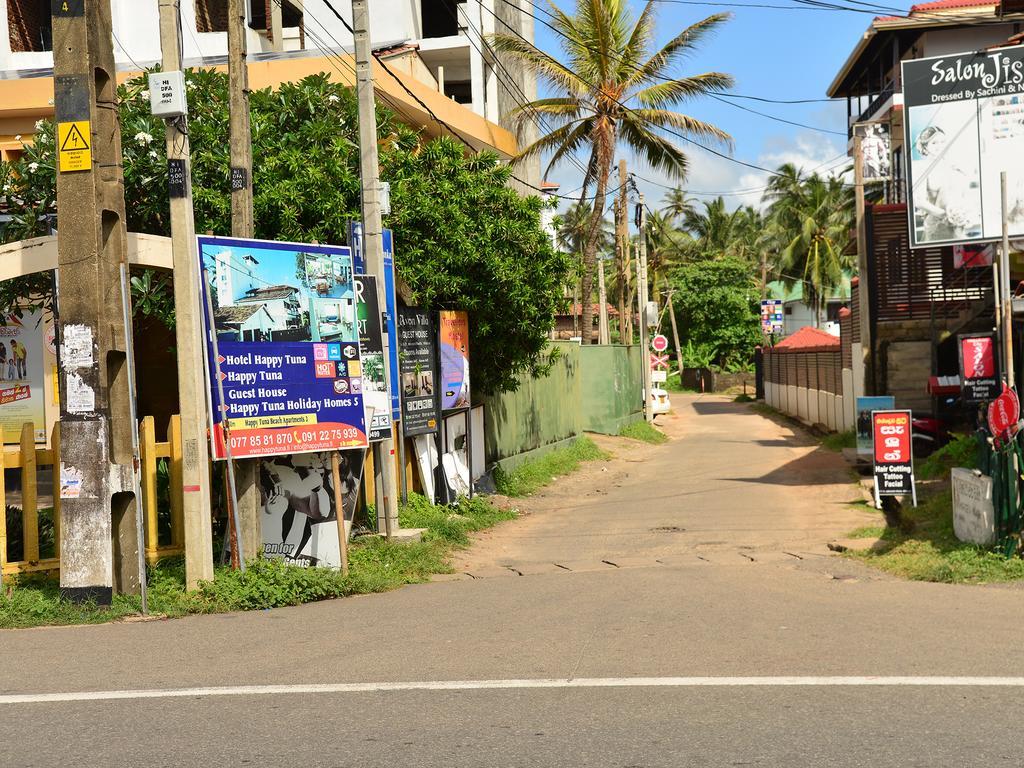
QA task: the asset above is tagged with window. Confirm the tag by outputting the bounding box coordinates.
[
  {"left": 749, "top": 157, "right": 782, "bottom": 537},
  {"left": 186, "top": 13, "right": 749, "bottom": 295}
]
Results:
[
  {"left": 8, "top": 0, "right": 52, "bottom": 52},
  {"left": 444, "top": 80, "right": 472, "bottom": 105},
  {"left": 195, "top": 0, "right": 228, "bottom": 33},
  {"left": 421, "top": 0, "right": 459, "bottom": 39},
  {"left": 248, "top": 0, "right": 303, "bottom": 42}
]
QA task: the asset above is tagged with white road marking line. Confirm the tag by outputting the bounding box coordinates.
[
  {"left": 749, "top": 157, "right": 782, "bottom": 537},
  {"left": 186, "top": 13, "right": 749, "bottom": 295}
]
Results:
[{"left": 4, "top": 676, "right": 1024, "bottom": 705}]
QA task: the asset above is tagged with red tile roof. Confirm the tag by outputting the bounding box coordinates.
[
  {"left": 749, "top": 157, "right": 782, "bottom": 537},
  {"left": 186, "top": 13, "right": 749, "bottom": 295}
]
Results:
[
  {"left": 773, "top": 326, "right": 840, "bottom": 352},
  {"left": 561, "top": 302, "right": 619, "bottom": 317},
  {"left": 909, "top": 0, "right": 994, "bottom": 11}
]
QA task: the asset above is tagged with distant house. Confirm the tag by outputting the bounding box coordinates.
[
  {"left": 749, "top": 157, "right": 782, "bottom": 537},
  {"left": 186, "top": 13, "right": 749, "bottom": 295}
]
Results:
[
  {"left": 236, "top": 284, "right": 301, "bottom": 331},
  {"left": 552, "top": 303, "right": 619, "bottom": 342},
  {"left": 765, "top": 277, "right": 851, "bottom": 338},
  {"left": 215, "top": 304, "right": 276, "bottom": 342}
]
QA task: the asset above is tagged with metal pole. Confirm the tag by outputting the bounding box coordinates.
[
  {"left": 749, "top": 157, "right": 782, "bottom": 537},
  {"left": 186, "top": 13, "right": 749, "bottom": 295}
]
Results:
[
  {"left": 637, "top": 194, "right": 654, "bottom": 423},
  {"left": 202, "top": 268, "right": 245, "bottom": 570},
  {"left": 1001, "top": 172, "right": 1014, "bottom": 388},
  {"left": 227, "top": 0, "right": 260, "bottom": 563},
  {"left": 353, "top": 0, "right": 401, "bottom": 537},
  {"left": 158, "top": 0, "right": 214, "bottom": 589}
]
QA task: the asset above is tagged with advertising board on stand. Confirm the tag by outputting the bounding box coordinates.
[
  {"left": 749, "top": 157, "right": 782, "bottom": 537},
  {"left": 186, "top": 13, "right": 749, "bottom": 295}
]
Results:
[
  {"left": 439, "top": 310, "right": 470, "bottom": 411},
  {"left": 197, "top": 236, "right": 369, "bottom": 460},
  {"left": 397, "top": 306, "right": 439, "bottom": 436},
  {"left": 0, "top": 311, "right": 46, "bottom": 444},
  {"left": 958, "top": 332, "right": 999, "bottom": 403},
  {"left": 856, "top": 395, "right": 895, "bottom": 455},
  {"left": 872, "top": 409, "right": 917, "bottom": 506},
  {"left": 355, "top": 275, "right": 392, "bottom": 441},
  {"left": 902, "top": 44, "right": 1024, "bottom": 248}
]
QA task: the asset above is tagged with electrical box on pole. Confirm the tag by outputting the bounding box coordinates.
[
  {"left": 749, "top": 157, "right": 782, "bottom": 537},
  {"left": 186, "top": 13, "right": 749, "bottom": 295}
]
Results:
[{"left": 147, "top": 70, "right": 188, "bottom": 118}]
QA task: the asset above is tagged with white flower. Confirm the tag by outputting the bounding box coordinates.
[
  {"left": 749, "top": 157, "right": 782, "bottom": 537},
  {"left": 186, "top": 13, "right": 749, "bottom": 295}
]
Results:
[
  {"left": 327, "top": 94, "right": 340, "bottom": 103},
  {"left": 134, "top": 131, "right": 153, "bottom": 146},
  {"left": 2, "top": 183, "right": 10, "bottom": 194},
  {"left": 140, "top": 89, "right": 150, "bottom": 100},
  {"left": 34, "top": 119, "right": 45, "bottom": 130},
  {"left": 14, "top": 135, "right": 21, "bottom": 141},
  {"left": 186, "top": 80, "right": 195, "bottom": 90},
  {"left": 148, "top": 150, "right": 158, "bottom": 159},
  {"left": 27, "top": 162, "right": 38, "bottom": 173}
]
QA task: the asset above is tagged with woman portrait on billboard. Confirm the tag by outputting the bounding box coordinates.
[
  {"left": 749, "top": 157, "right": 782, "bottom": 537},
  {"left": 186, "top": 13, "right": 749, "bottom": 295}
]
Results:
[{"left": 912, "top": 125, "right": 982, "bottom": 243}]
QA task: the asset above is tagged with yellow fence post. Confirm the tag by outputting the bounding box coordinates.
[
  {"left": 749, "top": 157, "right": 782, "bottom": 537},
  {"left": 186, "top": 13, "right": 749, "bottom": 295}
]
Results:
[
  {"left": 0, "top": 449, "right": 6, "bottom": 577},
  {"left": 50, "top": 422, "right": 60, "bottom": 561},
  {"left": 140, "top": 416, "right": 159, "bottom": 563},
  {"left": 20, "top": 423, "right": 38, "bottom": 563},
  {"left": 168, "top": 415, "right": 184, "bottom": 549}
]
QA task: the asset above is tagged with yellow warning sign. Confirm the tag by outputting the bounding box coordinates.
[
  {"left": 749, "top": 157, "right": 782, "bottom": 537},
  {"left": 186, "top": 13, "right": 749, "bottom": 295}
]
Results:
[{"left": 57, "top": 121, "right": 91, "bottom": 172}]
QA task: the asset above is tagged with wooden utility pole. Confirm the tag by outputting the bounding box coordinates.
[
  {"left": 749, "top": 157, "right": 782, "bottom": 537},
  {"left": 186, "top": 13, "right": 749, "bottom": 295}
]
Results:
[
  {"left": 52, "top": 0, "right": 144, "bottom": 603},
  {"left": 158, "top": 0, "right": 214, "bottom": 589},
  {"left": 637, "top": 194, "right": 653, "bottom": 423},
  {"left": 853, "top": 133, "right": 873, "bottom": 395},
  {"left": 353, "top": 0, "right": 401, "bottom": 538},
  {"left": 666, "top": 288, "right": 684, "bottom": 382},
  {"left": 597, "top": 257, "right": 610, "bottom": 344},
  {"left": 227, "top": 0, "right": 256, "bottom": 563},
  {"left": 616, "top": 160, "right": 631, "bottom": 343}
]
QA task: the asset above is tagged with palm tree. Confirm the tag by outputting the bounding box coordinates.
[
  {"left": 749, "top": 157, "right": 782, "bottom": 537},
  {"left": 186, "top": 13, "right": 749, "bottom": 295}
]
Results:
[
  {"left": 554, "top": 202, "right": 613, "bottom": 336},
  {"left": 663, "top": 186, "right": 697, "bottom": 225},
  {"left": 492, "top": 0, "right": 732, "bottom": 342},
  {"left": 766, "top": 172, "right": 854, "bottom": 325}
]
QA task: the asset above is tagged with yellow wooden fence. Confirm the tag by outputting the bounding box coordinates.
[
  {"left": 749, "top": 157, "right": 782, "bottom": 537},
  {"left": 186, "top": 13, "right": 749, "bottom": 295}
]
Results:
[{"left": 0, "top": 416, "right": 185, "bottom": 578}]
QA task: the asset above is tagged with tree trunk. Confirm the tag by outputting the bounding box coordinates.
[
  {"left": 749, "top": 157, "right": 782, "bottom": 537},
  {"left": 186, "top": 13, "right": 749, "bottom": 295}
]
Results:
[{"left": 580, "top": 144, "right": 613, "bottom": 345}]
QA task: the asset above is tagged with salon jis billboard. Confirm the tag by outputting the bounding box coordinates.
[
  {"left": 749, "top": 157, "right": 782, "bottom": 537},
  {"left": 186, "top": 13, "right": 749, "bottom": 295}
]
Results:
[{"left": 902, "top": 44, "right": 1024, "bottom": 248}]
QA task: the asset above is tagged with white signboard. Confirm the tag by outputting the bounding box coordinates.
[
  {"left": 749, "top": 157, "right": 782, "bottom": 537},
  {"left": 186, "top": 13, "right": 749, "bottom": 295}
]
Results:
[
  {"left": 651, "top": 370, "right": 667, "bottom": 383},
  {"left": 951, "top": 467, "right": 996, "bottom": 546},
  {"left": 902, "top": 44, "right": 1024, "bottom": 248}
]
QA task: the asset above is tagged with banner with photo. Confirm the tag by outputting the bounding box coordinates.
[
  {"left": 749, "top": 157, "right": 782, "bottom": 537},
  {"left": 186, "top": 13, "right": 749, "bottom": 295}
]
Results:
[
  {"left": 853, "top": 122, "right": 891, "bottom": 182},
  {"left": 197, "top": 236, "right": 369, "bottom": 460},
  {"left": 355, "top": 275, "right": 392, "bottom": 441},
  {"left": 439, "top": 310, "right": 470, "bottom": 411},
  {"left": 0, "top": 311, "right": 45, "bottom": 444},
  {"left": 259, "top": 450, "right": 364, "bottom": 568},
  {"left": 902, "top": 44, "right": 1024, "bottom": 248},
  {"left": 397, "top": 306, "right": 439, "bottom": 436}
]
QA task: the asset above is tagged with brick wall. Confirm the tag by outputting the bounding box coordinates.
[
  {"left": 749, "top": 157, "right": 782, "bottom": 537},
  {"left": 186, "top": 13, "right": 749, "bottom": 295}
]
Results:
[
  {"left": 195, "top": 0, "right": 229, "bottom": 33},
  {"left": 8, "top": 0, "right": 49, "bottom": 52}
]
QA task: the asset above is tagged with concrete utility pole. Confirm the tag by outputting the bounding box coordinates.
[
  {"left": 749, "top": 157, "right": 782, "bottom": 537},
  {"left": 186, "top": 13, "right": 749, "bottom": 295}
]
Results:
[
  {"left": 353, "top": 0, "right": 401, "bottom": 538},
  {"left": 52, "top": 0, "right": 143, "bottom": 603},
  {"left": 616, "top": 159, "right": 631, "bottom": 343},
  {"left": 158, "top": 0, "right": 214, "bottom": 589},
  {"left": 853, "top": 133, "right": 873, "bottom": 395},
  {"left": 665, "top": 288, "right": 684, "bottom": 383},
  {"left": 227, "top": 0, "right": 257, "bottom": 562},
  {"left": 597, "top": 256, "right": 610, "bottom": 345},
  {"left": 636, "top": 194, "right": 653, "bottom": 423},
  {"left": 1001, "top": 172, "right": 1015, "bottom": 388}
]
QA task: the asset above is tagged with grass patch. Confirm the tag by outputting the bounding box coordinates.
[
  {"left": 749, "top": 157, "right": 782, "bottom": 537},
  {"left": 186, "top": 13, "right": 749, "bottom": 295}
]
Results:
[
  {"left": 918, "top": 434, "right": 979, "bottom": 479},
  {"left": 618, "top": 420, "right": 668, "bottom": 445},
  {"left": 0, "top": 493, "right": 517, "bottom": 629},
  {"left": 822, "top": 429, "right": 855, "bottom": 452},
  {"left": 846, "top": 525, "right": 887, "bottom": 540},
  {"left": 494, "top": 437, "right": 608, "bottom": 497},
  {"left": 734, "top": 393, "right": 754, "bottom": 403},
  {"left": 845, "top": 489, "right": 1024, "bottom": 583}
]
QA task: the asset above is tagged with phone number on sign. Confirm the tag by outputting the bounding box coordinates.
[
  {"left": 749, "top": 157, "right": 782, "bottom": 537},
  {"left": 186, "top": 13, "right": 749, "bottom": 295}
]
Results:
[{"left": 228, "top": 427, "right": 361, "bottom": 450}]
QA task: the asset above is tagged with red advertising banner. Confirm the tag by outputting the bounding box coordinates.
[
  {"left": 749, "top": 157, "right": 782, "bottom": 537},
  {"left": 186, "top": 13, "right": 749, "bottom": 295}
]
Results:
[
  {"left": 872, "top": 410, "right": 915, "bottom": 497},
  {"left": 958, "top": 333, "right": 998, "bottom": 403}
]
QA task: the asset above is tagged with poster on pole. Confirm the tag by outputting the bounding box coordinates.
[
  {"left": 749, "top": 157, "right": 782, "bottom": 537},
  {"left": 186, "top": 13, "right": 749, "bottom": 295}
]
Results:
[
  {"left": 197, "top": 235, "right": 369, "bottom": 460},
  {"left": 439, "top": 310, "right": 470, "bottom": 411},
  {"left": 902, "top": 44, "right": 1024, "bottom": 248},
  {"left": 258, "top": 450, "right": 364, "bottom": 567},
  {"left": 958, "top": 332, "right": 999, "bottom": 403},
  {"left": 397, "top": 306, "right": 439, "bottom": 436},
  {"left": 760, "top": 300, "right": 783, "bottom": 335},
  {"left": 350, "top": 222, "right": 401, "bottom": 421},
  {"left": 872, "top": 410, "right": 916, "bottom": 500},
  {"left": 853, "top": 122, "right": 891, "bottom": 182},
  {"left": 0, "top": 311, "right": 46, "bottom": 444},
  {"left": 355, "top": 275, "right": 392, "bottom": 441}
]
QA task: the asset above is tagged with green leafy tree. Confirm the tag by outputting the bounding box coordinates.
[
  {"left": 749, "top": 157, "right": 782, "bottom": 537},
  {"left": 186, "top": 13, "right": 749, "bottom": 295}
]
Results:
[
  {"left": 492, "top": 0, "right": 733, "bottom": 343},
  {"left": 670, "top": 256, "right": 760, "bottom": 368},
  {"left": 0, "top": 70, "right": 568, "bottom": 393}
]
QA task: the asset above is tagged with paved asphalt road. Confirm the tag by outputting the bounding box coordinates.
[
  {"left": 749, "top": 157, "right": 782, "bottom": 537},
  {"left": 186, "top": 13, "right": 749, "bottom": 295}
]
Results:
[{"left": 3, "top": 395, "right": 1024, "bottom": 767}]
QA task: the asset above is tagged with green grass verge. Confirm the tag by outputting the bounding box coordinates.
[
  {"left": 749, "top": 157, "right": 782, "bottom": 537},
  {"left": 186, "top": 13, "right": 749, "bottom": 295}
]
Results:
[
  {"left": 822, "top": 429, "right": 855, "bottom": 452},
  {"left": 494, "top": 436, "right": 608, "bottom": 497},
  {"left": 844, "top": 490, "right": 1024, "bottom": 583},
  {"left": 0, "top": 494, "right": 516, "bottom": 629},
  {"left": 618, "top": 421, "right": 668, "bottom": 445},
  {"left": 917, "top": 434, "right": 979, "bottom": 479}
]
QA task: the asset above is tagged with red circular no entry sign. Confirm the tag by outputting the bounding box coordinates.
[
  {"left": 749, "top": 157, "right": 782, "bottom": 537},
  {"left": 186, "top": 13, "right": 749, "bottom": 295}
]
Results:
[{"left": 651, "top": 334, "right": 668, "bottom": 353}]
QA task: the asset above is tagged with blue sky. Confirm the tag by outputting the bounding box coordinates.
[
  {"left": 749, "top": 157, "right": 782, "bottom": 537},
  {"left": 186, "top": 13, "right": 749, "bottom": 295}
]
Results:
[{"left": 533, "top": 0, "right": 905, "bottom": 210}]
